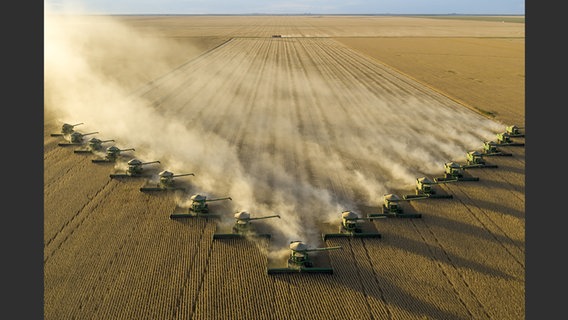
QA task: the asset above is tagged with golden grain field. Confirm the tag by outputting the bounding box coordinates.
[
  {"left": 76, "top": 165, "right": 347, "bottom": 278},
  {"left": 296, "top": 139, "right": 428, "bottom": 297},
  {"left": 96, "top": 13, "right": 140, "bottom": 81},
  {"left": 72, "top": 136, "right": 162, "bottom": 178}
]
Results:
[{"left": 44, "top": 15, "right": 524, "bottom": 320}]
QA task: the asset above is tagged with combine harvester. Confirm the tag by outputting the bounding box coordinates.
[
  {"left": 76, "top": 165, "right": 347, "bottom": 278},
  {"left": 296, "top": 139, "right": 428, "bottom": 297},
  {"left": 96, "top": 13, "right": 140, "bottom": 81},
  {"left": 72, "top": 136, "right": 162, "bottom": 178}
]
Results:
[
  {"left": 267, "top": 241, "right": 342, "bottom": 274},
  {"left": 213, "top": 211, "right": 280, "bottom": 239},
  {"left": 50, "top": 122, "right": 83, "bottom": 137},
  {"left": 496, "top": 132, "right": 524, "bottom": 147},
  {"left": 460, "top": 151, "right": 499, "bottom": 169},
  {"left": 403, "top": 176, "right": 453, "bottom": 200},
  {"left": 481, "top": 141, "right": 513, "bottom": 157},
  {"left": 368, "top": 194, "right": 422, "bottom": 219},
  {"left": 434, "top": 162, "right": 479, "bottom": 183},
  {"left": 92, "top": 146, "right": 135, "bottom": 163},
  {"left": 170, "top": 194, "right": 232, "bottom": 219},
  {"left": 109, "top": 159, "right": 160, "bottom": 179},
  {"left": 322, "top": 211, "right": 382, "bottom": 241},
  {"left": 73, "top": 137, "right": 115, "bottom": 154},
  {"left": 139, "top": 170, "right": 194, "bottom": 192},
  {"left": 506, "top": 125, "right": 525, "bottom": 138},
  {"left": 57, "top": 131, "right": 99, "bottom": 147}
]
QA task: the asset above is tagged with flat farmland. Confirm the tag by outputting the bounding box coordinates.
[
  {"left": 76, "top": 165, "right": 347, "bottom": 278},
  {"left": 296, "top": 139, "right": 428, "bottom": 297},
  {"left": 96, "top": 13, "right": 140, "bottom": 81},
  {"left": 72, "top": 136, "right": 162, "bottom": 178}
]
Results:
[{"left": 44, "top": 15, "right": 525, "bottom": 319}]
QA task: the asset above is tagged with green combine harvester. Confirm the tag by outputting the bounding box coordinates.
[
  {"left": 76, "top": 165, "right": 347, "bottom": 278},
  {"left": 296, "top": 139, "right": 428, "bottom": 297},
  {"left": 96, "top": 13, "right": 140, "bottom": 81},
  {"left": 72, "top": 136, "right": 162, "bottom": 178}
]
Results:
[
  {"left": 506, "top": 125, "right": 525, "bottom": 138},
  {"left": 267, "top": 241, "right": 342, "bottom": 274},
  {"left": 403, "top": 176, "right": 453, "bottom": 200},
  {"left": 322, "top": 211, "right": 382, "bottom": 240},
  {"left": 58, "top": 131, "right": 99, "bottom": 146},
  {"left": 50, "top": 122, "right": 83, "bottom": 137},
  {"left": 496, "top": 132, "right": 524, "bottom": 147},
  {"left": 368, "top": 194, "right": 422, "bottom": 218},
  {"left": 74, "top": 137, "right": 115, "bottom": 154},
  {"left": 139, "top": 170, "right": 194, "bottom": 192},
  {"left": 170, "top": 194, "right": 232, "bottom": 219},
  {"left": 460, "top": 150, "right": 498, "bottom": 169},
  {"left": 109, "top": 159, "right": 160, "bottom": 178},
  {"left": 213, "top": 211, "right": 280, "bottom": 239},
  {"left": 434, "top": 162, "right": 479, "bottom": 183},
  {"left": 481, "top": 141, "right": 512, "bottom": 157},
  {"left": 92, "top": 146, "right": 135, "bottom": 163}
]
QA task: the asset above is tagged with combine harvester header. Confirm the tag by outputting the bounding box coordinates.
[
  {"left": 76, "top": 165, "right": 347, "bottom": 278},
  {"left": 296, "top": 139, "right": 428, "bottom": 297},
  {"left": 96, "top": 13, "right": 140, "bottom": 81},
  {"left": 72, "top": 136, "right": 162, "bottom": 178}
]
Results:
[
  {"left": 58, "top": 131, "right": 99, "bottom": 147},
  {"left": 434, "top": 162, "right": 479, "bottom": 183},
  {"left": 267, "top": 241, "right": 342, "bottom": 274},
  {"left": 403, "top": 177, "right": 453, "bottom": 200},
  {"left": 170, "top": 194, "right": 232, "bottom": 219},
  {"left": 50, "top": 122, "right": 83, "bottom": 137},
  {"left": 140, "top": 170, "right": 194, "bottom": 192},
  {"left": 92, "top": 146, "right": 135, "bottom": 163},
  {"left": 109, "top": 159, "right": 160, "bottom": 178},
  {"left": 322, "top": 211, "right": 382, "bottom": 241},
  {"left": 368, "top": 194, "right": 422, "bottom": 219},
  {"left": 74, "top": 137, "right": 115, "bottom": 154},
  {"left": 213, "top": 211, "right": 280, "bottom": 239},
  {"left": 460, "top": 150, "right": 499, "bottom": 169}
]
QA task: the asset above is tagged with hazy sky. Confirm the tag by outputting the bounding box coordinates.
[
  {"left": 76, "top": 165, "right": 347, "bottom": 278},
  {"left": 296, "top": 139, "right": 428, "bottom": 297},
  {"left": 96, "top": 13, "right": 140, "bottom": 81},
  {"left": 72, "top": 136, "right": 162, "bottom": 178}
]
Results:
[{"left": 46, "top": 0, "right": 525, "bottom": 15}]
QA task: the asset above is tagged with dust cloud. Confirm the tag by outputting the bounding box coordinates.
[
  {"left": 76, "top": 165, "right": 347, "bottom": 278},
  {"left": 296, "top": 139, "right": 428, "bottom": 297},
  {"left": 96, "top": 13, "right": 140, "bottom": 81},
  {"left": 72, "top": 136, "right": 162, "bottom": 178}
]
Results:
[{"left": 45, "top": 6, "right": 506, "bottom": 251}]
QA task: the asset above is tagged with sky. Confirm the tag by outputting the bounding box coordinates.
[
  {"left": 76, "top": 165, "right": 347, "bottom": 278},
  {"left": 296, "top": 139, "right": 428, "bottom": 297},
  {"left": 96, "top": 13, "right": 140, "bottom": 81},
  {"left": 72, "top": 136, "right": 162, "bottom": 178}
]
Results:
[{"left": 46, "top": 0, "right": 525, "bottom": 15}]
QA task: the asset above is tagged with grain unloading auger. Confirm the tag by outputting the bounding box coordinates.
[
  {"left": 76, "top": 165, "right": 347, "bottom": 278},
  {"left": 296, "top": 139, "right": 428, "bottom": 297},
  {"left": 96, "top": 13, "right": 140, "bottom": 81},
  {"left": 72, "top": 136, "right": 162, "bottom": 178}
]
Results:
[
  {"left": 213, "top": 211, "right": 281, "bottom": 239},
  {"left": 140, "top": 171, "right": 195, "bottom": 192},
  {"left": 496, "top": 132, "right": 524, "bottom": 147},
  {"left": 267, "top": 241, "right": 342, "bottom": 274},
  {"left": 368, "top": 194, "right": 422, "bottom": 219},
  {"left": 57, "top": 131, "right": 99, "bottom": 146},
  {"left": 170, "top": 194, "right": 232, "bottom": 219},
  {"left": 482, "top": 141, "right": 512, "bottom": 157},
  {"left": 403, "top": 177, "right": 453, "bottom": 200},
  {"left": 459, "top": 150, "right": 499, "bottom": 169},
  {"left": 322, "top": 211, "right": 382, "bottom": 240},
  {"left": 74, "top": 138, "right": 115, "bottom": 154},
  {"left": 109, "top": 159, "right": 160, "bottom": 178},
  {"left": 92, "top": 146, "right": 135, "bottom": 163},
  {"left": 50, "top": 122, "right": 83, "bottom": 137},
  {"left": 434, "top": 162, "right": 480, "bottom": 183}
]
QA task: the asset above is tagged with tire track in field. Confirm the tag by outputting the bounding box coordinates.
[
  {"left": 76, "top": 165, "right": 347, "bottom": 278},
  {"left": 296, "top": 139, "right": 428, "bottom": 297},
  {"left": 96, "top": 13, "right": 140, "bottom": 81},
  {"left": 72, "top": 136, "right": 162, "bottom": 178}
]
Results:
[
  {"left": 44, "top": 178, "right": 117, "bottom": 262},
  {"left": 448, "top": 184, "right": 525, "bottom": 266},
  {"left": 347, "top": 238, "right": 383, "bottom": 320},
  {"left": 408, "top": 218, "right": 490, "bottom": 319},
  {"left": 310, "top": 38, "right": 498, "bottom": 177},
  {"left": 172, "top": 220, "right": 215, "bottom": 319},
  {"left": 131, "top": 38, "right": 234, "bottom": 105},
  {"left": 297, "top": 38, "right": 391, "bottom": 203},
  {"left": 139, "top": 39, "right": 243, "bottom": 118},
  {"left": 292, "top": 38, "right": 354, "bottom": 205}
]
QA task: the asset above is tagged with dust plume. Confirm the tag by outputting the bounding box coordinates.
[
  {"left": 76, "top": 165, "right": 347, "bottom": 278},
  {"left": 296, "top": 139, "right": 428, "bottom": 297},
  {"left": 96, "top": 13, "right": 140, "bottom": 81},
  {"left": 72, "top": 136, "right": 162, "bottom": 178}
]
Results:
[{"left": 45, "top": 9, "right": 507, "bottom": 252}]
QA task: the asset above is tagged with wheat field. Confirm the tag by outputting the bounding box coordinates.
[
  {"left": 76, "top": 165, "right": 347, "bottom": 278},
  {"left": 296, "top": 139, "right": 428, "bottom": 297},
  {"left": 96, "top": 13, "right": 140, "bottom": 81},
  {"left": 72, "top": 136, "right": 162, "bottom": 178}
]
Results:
[{"left": 44, "top": 15, "right": 525, "bottom": 319}]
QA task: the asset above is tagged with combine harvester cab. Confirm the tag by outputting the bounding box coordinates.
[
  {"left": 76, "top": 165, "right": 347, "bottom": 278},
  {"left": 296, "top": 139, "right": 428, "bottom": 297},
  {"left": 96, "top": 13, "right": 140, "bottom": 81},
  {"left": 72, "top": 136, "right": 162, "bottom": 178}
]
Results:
[
  {"left": 213, "top": 211, "right": 280, "bottom": 239},
  {"left": 434, "top": 162, "right": 479, "bottom": 183},
  {"left": 322, "top": 211, "right": 382, "bottom": 241},
  {"left": 92, "top": 146, "right": 135, "bottom": 163},
  {"left": 460, "top": 150, "right": 498, "bottom": 169},
  {"left": 267, "top": 241, "right": 342, "bottom": 274},
  {"left": 368, "top": 194, "right": 422, "bottom": 218},
  {"left": 403, "top": 177, "right": 453, "bottom": 200},
  {"left": 109, "top": 159, "right": 160, "bottom": 178},
  {"left": 58, "top": 131, "right": 99, "bottom": 147},
  {"left": 505, "top": 124, "right": 525, "bottom": 138},
  {"left": 50, "top": 122, "right": 83, "bottom": 137},
  {"left": 74, "top": 137, "right": 115, "bottom": 154},
  {"left": 496, "top": 132, "right": 524, "bottom": 147},
  {"left": 140, "top": 170, "right": 194, "bottom": 192},
  {"left": 170, "top": 194, "right": 232, "bottom": 219},
  {"left": 482, "top": 141, "right": 512, "bottom": 157}
]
